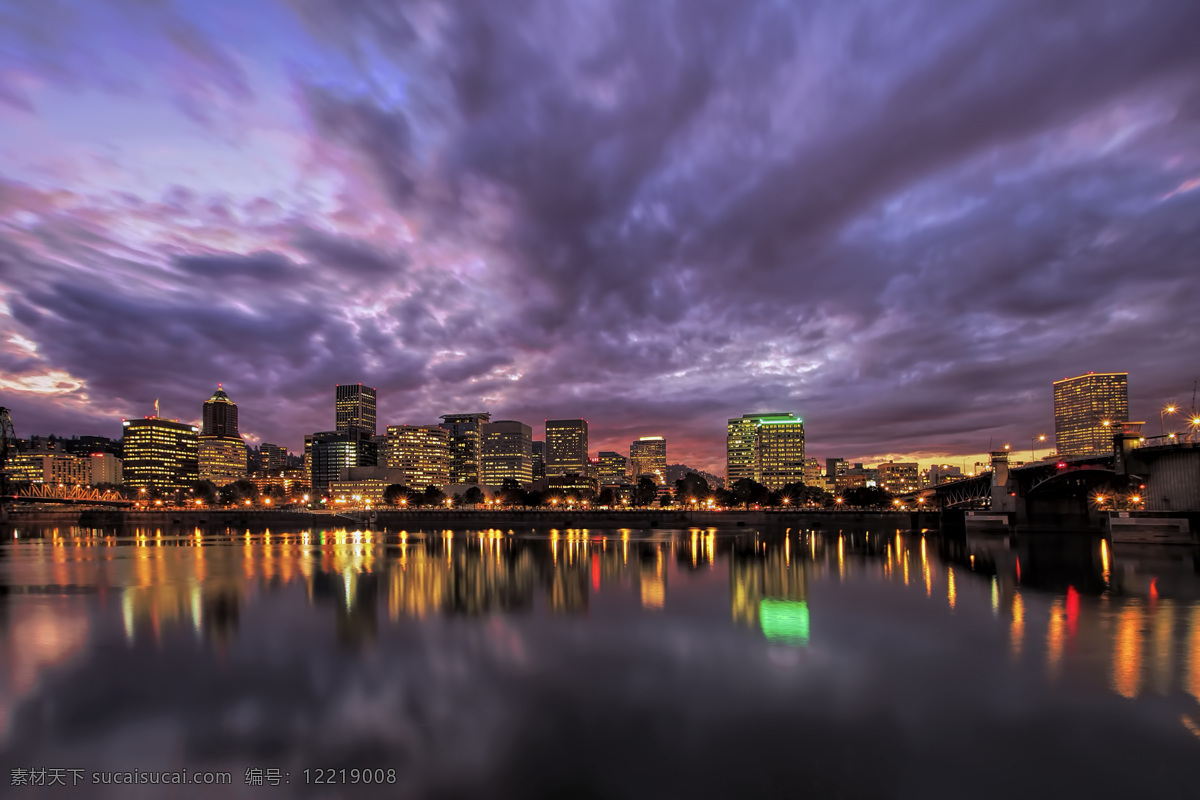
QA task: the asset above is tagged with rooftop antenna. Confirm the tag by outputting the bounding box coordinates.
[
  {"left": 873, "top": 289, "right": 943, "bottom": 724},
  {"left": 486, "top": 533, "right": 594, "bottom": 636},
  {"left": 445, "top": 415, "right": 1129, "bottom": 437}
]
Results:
[{"left": 154, "top": 398, "right": 160, "bottom": 417}]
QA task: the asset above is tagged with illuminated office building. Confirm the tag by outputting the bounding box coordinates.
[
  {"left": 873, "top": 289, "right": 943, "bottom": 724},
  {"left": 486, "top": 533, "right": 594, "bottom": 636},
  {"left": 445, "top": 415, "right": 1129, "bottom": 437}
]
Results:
[
  {"left": 726, "top": 413, "right": 806, "bottom": 490},
  {"left": 596, "top": 451, "right": 629, "bottom": 486},
  {"left": 384, "top": 425, "right": 450, "bottom": 488},
  {"left": 335, "top": 383, "right": 377, "bottom": 437},
  {"left": 803, "top": 458, "right": 822, "bottom": 485},
  {"left": 259, "top": 442, "right": 287, "bottom": 473},
  {"left": 629, "top": 436, "right": 667, "bottom": 484},
  {"left": 88, "top": 452, "right": 123, "bottom": 485},
  {"left": 122, "top": 413, "right": 200, "bottom": 492},
  {"left": 201, "top": 384, "right": 239, "bottom": 437},
  {"left": 1053, "top": 372, "right": 1129, "bottom": 457},
  {"left": 439, "top": 413, "right": 491, "bottom": 484},
  {"left": 310, "top": 430, "right": 377, "bottom": 496},
  {"left": 4, "top": 453, "right": 89, "bottom": 485},
  {"left": 198, "top": 385, "right": 247, "bottom": 485},
  {"left": 726, "top": 417, "right": 759, "bottom": 484},
  {"left": 877, "top": 461, "right": 920, "bottom": 494},
  {"left": 545, "top": 419, "right": 589, "bottom": 477},
  {"left": 481, "top": 420, "right": 534, "bottom": 486}
]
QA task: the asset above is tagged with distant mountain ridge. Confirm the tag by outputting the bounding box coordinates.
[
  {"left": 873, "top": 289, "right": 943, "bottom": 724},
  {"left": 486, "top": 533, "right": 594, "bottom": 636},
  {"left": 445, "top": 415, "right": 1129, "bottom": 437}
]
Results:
[{"left": 664, "top": 464, "right": 725, "bottom": 489}]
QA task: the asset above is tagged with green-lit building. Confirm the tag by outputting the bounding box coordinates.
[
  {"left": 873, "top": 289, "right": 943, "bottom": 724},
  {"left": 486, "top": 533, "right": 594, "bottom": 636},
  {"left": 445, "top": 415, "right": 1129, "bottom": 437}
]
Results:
[{"left": 725, "top": 413, "right": 806, "bottom": 490}]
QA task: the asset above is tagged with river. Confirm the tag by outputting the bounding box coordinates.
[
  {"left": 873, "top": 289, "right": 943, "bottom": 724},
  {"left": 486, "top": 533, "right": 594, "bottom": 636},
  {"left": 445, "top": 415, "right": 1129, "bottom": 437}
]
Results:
[{"left": 1, "top": 523, "right": 1198, "bottom": 798}]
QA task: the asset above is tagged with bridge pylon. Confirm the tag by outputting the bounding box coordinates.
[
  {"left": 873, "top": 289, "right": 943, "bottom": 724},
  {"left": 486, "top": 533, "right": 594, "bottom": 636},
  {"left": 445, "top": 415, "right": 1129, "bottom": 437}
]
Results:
[{"left": 990, "top": 450, "right": 1017, "bottom": 513}]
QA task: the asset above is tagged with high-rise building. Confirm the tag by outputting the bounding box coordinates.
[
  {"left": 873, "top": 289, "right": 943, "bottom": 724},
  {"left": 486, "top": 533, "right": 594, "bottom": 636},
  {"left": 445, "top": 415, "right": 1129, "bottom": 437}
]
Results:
[
  {"left": 201, "top": 384, "right": 239, "bottom": 437},
  {"left": 726, "top": 417, "right": 759, "bottom": 484},
  {"left": 825, "top": 458, "right": 848, "bottom": 482},
  {"left": 260, "top": 443, "right": 287, "bottom": 473},
  {"left": 545, "top": 419, "right": 589, "bottom": 477},
  {"left": 198, "top": 385, "right": 247, "bottom": 486},
  {"left": 803, "top": 458, "right": 822, "bottom": 485},
  {"left": 531, "top": 440, "right": 546, "bottom": 481},
  {"left": 122, "top": 413, "right": 200, "bottom": 492},
  {"left": 877, "top": 462, "right": 920, "bottom": 495},
  {"left": 757, "top": 416, "right": 805, "bottom": 490},
  {"left": 629, "top": 436, "right": 667, "bottom": 484},
  {"left": 439, "top": 413, "right": 491, "bottom": 485},
  {"left": 310, "top": 430, "right": 377, "bottom": 496},
  {"left": 4, "top": 453, "right": 90, "bottom": 486},
  {"left": 481, "top": 420, "right": 533, "bottom": 486},
  {"left": 383, "top": 425, "right": 450, "bottom": 488},
  {"left": 725, "top": 413, "right": 805, "bottom": 490},
  {"left": 1053, "top": 372, "right": 1129, "bottom": 457},
  {"left": 596, "top": 451, "right": 629, "bottom": 486},
  {"left": 335, "top": 384, "right": 377, "bottom": 437}
]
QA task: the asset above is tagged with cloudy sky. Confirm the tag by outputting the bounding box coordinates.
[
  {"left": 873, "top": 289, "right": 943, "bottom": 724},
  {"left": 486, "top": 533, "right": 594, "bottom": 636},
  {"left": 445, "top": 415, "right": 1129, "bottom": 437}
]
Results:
[{"left": 1, "top": 0, "right": 1198, "bottom": 474}]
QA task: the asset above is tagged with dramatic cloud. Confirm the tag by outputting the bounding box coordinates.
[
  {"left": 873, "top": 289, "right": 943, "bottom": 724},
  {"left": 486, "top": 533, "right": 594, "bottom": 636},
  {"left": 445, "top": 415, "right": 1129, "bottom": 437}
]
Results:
[{"left": 2, "top": 0, "right": 1199, "bottom": 472}]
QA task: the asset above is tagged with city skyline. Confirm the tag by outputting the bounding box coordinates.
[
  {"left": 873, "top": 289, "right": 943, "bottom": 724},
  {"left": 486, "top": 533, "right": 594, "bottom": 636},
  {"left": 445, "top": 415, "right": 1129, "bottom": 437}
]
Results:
[{"left": 2, "top": 1, "right": 1199, "bottom": 476}]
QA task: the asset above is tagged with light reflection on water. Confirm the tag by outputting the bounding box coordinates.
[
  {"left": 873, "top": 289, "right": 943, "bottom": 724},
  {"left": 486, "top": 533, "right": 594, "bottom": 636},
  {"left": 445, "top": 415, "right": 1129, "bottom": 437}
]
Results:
[{"left": 0, "top": 525, "right": 1198, "bottom": 798}]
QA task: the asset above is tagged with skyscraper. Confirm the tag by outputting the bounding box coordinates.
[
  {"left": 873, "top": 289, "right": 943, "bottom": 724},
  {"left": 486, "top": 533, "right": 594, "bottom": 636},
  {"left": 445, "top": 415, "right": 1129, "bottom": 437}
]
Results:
[
  {"left": 726, "top": 416, "right": 759, "bottom": 484},
  {"left": 877, "top": 462, "right": 920, "bottom": 494},
  {"left": 629, "top": 436, "right": 667, "bottom": 484},
  {"left": 198, "top": 385, "right": 247, "bottom": 485},
  {"left": 531, "top": 440, "right": 546, "bottom": 481},
  {"left": 545, "top": 419, "right": 589, "bottom": 477},
  {"left": 481, "top": 420, "right": 534, "bottom": 486},
  {"left": 439, "top": 413, "right": 491, "bottom": 485},
  {"left": 201, "top": 384, "right": 239, "bottom": 437},
  {"left": 335, "top": 384, "right": 377, "bottom": 437},
  {"left": 310, "top": 430, "right": 377, "bottom": 496},
  {"left": 1053, "top": 372, "right": 1129, "bottom": 457},
  {"left": 383, "top": 425, "right": 450, "bottom": 488},
  {"left": 122, "top": 410, "right": 199, "bottom": 492},
  {"left": 725, "top": 413, "right": 805, "bottom": 490}
]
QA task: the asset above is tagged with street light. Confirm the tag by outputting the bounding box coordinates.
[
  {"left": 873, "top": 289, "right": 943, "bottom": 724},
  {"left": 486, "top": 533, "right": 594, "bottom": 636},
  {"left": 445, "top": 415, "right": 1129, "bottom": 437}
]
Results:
[
  {"left": 1160, "top": 405, "right": 1177, "bottom": 437},
  {"left": 1031, "top": 434, "right": 1046, "bottom": 461}
]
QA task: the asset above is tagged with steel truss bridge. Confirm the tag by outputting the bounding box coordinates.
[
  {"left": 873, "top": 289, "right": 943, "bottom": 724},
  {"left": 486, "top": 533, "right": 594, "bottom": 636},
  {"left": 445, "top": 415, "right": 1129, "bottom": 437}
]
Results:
[{"left": 2, "top": 484, "right": 133, "bottom": 507}]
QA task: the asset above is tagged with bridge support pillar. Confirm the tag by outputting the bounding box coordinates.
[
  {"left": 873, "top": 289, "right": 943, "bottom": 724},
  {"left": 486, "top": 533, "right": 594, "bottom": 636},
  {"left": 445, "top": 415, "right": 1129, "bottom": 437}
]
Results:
[{"left": 990, "top": 450, "right": 1017, "bottom": 514}]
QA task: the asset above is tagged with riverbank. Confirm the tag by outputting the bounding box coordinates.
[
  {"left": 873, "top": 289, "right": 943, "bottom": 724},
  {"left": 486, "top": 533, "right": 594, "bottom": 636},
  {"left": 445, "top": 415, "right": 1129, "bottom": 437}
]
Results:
[{"left": 2, "top": 506, "right": 938, "bottom": 532}]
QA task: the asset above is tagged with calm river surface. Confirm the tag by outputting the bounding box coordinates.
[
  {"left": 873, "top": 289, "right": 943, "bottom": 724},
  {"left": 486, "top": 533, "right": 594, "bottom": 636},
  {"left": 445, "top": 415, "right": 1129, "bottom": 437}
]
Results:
[{"left": 1, "top": 523, "right": 1199, "bottom": 799}]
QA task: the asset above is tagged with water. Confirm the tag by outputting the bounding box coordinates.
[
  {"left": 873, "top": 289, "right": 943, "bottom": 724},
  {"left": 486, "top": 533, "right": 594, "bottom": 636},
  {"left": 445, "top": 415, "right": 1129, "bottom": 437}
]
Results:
[{"left": 1, "top": 524, "right": 1198, "bottom": 799}]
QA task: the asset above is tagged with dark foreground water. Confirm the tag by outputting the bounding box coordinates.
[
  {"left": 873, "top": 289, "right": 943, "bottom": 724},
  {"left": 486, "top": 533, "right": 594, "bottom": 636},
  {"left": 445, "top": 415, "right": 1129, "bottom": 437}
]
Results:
[{"left": 1, "top": 524, "right": 1198, "bottom": 799}]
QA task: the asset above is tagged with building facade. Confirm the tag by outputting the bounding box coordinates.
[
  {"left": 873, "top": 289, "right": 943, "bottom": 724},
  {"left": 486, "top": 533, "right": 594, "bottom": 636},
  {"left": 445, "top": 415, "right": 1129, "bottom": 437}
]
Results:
[
  {"left": 439, "top": 413, "right": 490, "bottom": 485},
  {"left": 310, "top": 430, "right": 377, "bottom": 496},
  {"left": 726, "top": 417, "right": 759, "bottom": 484},
  {"left": 876, "top": 462, "right": 920, "bottom": 495},
  {"left": 383, "top": 425, "right": 450, "bottom": 489},
  {"left": 88, "top": 452, "right": 123, "bottom": 485},
  {"left": 259, "top": 442, "right": 287, "bottom": 473},
  {"left": 803, "top": 458, "right": 822, "bottom": 486},
  {"left": 1053, "top": 372, "right": 1129, "bottom": 458},
  {"left": 545, "top": 419, "right": 589, "bottom": 477},
  {"left": 198, "top": 385, "right": 247, "bottom": 485},
  {"left": 725, "top": 413, "right": 806, "bottom": 490},
  {"left": 481, "top": 420, "right": 534, "bottom": 486},
  {"left": 335, "top": 383, "right": 378, "bottom": 437},
  {"left": 596, "top": 451, "right": 629, "bottom": 486},
  {"left": 531, "top": 440, "right": 546, "bottom": 481},
  {"left": 122, "top": 416, "right": 200, "bottom": 492},
  {"left": 629, "top": 436, "right": 667, "bottom": 484}
]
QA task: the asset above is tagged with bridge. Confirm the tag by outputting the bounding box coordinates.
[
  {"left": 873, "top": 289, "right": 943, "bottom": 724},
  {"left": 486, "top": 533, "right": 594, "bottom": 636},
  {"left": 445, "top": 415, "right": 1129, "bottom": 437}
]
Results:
[{"left": 1, "top": 484, "right": 134, "bottom": 507}]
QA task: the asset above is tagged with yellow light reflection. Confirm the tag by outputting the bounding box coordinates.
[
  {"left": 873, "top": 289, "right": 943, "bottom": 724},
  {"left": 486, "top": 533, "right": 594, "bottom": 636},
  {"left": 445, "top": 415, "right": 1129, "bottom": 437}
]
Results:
[
  {"left": 1100, "top": 539, "right": 1110, "bottom": 585},
  {"left": 1152, "top": 601, "right": 1174, "bottom": 696},
  {"left": 1011, "top": 591, "right": 1024, "bottom": 660},
  {"left": 947, "top": 567, "right": 956, "bottom": 611},
  {"left": 921, "top": 537, "right": 931, "bottom": 597},
  {"left": 1188, "top": 605, "right": 1200, "bottom": 704},
  {"left": 1047, "top": 598, "right": 1064, "bottom": 679},
  {"left": 1112, "top": 602, "right": 1144, "bottom": 699},
  {"left": 991, "top": 577, "right": 999, "bottom": 616}
]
